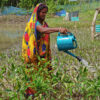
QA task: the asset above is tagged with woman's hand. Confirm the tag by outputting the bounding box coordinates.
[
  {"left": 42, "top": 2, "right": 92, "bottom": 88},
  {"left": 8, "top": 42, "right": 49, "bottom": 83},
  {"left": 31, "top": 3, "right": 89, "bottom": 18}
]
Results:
[{"left": 59, "top": 27, "right": 70, "bottom": 34}]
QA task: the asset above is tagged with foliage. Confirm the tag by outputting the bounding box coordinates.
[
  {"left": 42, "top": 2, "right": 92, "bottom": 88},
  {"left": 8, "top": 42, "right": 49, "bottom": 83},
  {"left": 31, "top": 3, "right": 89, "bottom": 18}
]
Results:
[
  {"left": 0, "top": 0, "right": 8, "bottom": 8},
  {"left": 46, "top": 0, "right": 58, "bottom": 15},
  {"left": 0, "top": 0, "right": 79, "bottom": 9},
  {"left": 18, "top": 0, "right": 43, "bottom": 9},
  {"left": 58, "top": 0, "right": 78, "bottom": 5},
  {"left": 18, "top": 0, "right": 33, "bottom": 9},
  {"left": 0, "top": 42, "right": 100, "bottom": 99}
]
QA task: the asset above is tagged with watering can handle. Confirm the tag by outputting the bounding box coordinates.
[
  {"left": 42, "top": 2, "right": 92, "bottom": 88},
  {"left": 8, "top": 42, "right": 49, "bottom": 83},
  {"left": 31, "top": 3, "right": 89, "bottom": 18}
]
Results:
[
  {"left": 67, "top": 32, "right": 73, "bottom": 35},
  {"left": 73, "top": 39, "right": 77, "bottom": 48},
  {"left": 67, "top": 32, "right": 77, "bottom": 48},
  {"left": 58, "top": 32, "right": 60, "bottom": 36},
  {"left": 58, "top": 32, "right": 73, "bottom": 36}
]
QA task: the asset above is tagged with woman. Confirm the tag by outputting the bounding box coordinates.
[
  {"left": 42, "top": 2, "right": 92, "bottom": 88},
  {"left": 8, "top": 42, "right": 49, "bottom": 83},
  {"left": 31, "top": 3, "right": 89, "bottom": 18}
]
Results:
[{"left": 22, "top": 3, "right": 68, "bottom": 98}]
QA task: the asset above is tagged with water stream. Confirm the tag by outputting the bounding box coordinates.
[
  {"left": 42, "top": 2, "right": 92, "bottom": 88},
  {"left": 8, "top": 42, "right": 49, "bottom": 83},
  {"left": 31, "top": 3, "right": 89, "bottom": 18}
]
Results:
[{"left": 80, "top": 58, "right": 89, "bottom": 67}]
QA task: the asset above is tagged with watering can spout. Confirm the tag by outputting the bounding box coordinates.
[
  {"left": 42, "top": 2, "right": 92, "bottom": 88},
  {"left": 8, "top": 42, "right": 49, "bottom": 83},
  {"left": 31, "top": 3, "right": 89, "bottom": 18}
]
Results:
[
  {"left": 64, "top": 50, "right": 82, "bottom": 62},
  {"left": 75, "top": 56, "right": 82, "bottom": 62}
]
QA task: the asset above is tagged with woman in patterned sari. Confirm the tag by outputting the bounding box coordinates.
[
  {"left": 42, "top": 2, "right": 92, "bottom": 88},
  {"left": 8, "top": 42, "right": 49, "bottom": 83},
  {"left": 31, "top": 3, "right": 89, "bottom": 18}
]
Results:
[{"left": 22, "top": 3, "right": 68, "bottom": 98}]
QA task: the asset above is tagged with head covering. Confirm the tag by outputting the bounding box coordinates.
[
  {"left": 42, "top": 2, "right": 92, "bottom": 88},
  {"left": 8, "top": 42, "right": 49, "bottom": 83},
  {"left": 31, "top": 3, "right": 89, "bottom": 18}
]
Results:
[
  {"left": 22, "top": 3, "right": 50, "bottom": 63},
  {"left": 37, "top": 3, "right": 48, "bottom": 20}
]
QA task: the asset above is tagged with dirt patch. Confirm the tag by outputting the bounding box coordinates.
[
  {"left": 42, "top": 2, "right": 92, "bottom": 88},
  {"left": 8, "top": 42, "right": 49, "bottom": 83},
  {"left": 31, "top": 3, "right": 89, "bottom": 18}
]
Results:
[
  {"left": 0, "top": 15, "right": 29, "bottom": 52},
  {"left": 0, "top": 15, "right": 31, "bottom": 33},
  {"left": 0, "top": 15, "right": 30, "bottom": 25}
]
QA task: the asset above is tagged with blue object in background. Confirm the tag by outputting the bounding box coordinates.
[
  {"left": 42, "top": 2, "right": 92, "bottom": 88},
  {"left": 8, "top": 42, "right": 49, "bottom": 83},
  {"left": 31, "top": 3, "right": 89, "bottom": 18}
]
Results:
[
  {"left": 0, "top": 6, "right": 32, "bottom": 16},
  {"left": 56, "top": 10, "right": 66, "bottom": 16},
  {"left": 71, "top": 17, "right": 79, "bottom": 21},
  {"left": 69, "top": 11, "right": 79, "bottom": 20},
  {"left": 95, "top": 25, "right": 100, "bottom": 32}
]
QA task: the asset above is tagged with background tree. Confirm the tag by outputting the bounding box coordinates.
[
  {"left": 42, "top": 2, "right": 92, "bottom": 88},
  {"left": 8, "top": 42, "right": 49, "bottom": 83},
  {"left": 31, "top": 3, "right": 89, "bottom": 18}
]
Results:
[
  {"left": 0, "top": 0, "right": 8, "bottom": 8},
  {"left": 19, "top": 0, "right": 44, "bottom": 9}
]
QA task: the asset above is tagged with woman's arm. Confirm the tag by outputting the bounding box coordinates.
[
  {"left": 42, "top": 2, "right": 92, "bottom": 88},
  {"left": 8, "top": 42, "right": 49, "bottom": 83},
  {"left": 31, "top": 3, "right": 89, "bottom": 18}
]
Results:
[{"left": 36, "top": 25, "right": 68, "bottom": 34}]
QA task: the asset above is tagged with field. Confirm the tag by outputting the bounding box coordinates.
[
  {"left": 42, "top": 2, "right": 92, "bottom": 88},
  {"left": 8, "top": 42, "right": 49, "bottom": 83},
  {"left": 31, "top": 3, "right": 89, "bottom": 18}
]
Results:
[{"left": 0, "top": 7, "right": 100, "bottom": 100}]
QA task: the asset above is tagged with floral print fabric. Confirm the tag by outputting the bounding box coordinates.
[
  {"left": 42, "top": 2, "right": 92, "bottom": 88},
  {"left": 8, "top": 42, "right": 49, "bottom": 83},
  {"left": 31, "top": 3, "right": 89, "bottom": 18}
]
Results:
[{"left": 22, "top": 4, "right": 51, "bottom": 65}]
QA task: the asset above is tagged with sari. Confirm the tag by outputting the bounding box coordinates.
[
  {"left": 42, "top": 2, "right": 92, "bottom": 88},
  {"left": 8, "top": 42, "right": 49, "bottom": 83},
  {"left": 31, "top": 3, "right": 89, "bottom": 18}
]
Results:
[
  {"left": 22, "top": 3, "right": 51, "bottom": 65},
  {"left": 22, "top": 3, "right": 51, "bottom": 96}
]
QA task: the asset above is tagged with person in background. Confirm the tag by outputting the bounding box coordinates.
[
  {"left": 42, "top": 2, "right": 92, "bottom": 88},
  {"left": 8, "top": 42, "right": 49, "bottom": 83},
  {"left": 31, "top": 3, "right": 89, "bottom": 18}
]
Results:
[{"left": 22, "top": 3, "right": 69, "bottom": 99}]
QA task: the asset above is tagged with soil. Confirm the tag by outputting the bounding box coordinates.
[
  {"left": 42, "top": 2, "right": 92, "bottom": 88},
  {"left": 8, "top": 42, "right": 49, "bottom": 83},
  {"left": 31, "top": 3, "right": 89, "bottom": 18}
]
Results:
[
  {"left": 0, "top": 15, "right": 30, "bottom": 24},
  {"left": 0, "top": 15, "right": 30, "bottom": 53}
]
